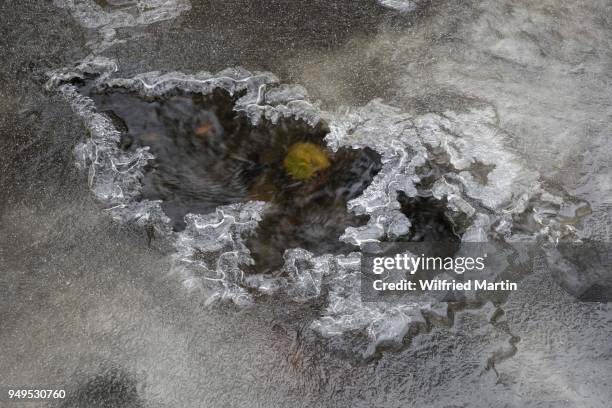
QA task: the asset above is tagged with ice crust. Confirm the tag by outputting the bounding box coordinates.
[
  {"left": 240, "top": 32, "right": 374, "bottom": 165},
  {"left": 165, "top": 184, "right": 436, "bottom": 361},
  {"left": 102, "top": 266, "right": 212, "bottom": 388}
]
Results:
[
  {"left": 47, "top": 57, "right": 583, "bottom": 357},
  {"left": 377, "top": 0, "right": 418, "bottom": 13},
  {"left": 53, "top": 0, "right": 192, "bottom": 52}
]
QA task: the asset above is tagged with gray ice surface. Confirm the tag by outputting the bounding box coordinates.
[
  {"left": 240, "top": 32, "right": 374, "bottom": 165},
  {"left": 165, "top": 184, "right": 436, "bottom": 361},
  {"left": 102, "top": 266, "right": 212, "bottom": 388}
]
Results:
[{"left": 2, "top": 0, "right": 612, "bottom": 407}]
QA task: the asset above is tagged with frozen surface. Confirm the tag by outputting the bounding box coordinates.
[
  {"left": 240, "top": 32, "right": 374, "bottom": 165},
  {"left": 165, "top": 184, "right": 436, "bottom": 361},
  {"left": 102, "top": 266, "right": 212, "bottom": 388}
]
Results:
[
  {"left": 377, "top": 0, "right": 418, "bottom": 13},
  {"left": 46, "top": 57, "right": 586, "bottom": 359},
  {"left": 53, "top": 0, "right": 192, "bottom": 52},
  {"left": 2, "top": 0, "right": 612, "bottom": 406}
]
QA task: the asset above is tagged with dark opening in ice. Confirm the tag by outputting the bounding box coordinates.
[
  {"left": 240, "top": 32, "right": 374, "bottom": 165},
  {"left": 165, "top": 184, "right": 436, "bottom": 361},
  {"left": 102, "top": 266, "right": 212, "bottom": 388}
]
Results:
[
  {"left": 397, "top": 191, "right": 462, "bottom": 242},
  {"left": 90, "top": 87, "right": 382, "bottom": 273}
]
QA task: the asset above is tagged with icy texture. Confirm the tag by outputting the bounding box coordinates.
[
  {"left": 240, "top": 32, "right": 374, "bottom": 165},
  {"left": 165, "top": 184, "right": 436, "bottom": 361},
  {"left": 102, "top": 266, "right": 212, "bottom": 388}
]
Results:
[
  {"left": 377, "top": 0, "right": 417, "bottom": 13},
  {"left": 47, "top": 59, "right": 586, "bottom": 358},
  {"left": 172, "top": 201, "right": 269, "bottom": 305},
  {"left": 312, "top": 100, "right": 585, "bottom": 357},
  {"left": 278, "top": 249, "right": 333, "bottom": 302},
  {"left": 46, "top": 57, "right": 118, "bottom": 88},
  {"left": 46, "top": 57, "right": 158, "bottom": 213},
  {"left": 45, "top": 57, "right": 321, "bottom": 305},
  {"left": 53, "top": 0, "right": 191, "bottom": 52},
  {"left": 100, "top": 70, "right": 321, "bottom": 126},
  {"left": 310, "top": 251, "right": 428, "bottom": 358},
  {"left": 327, "top": 102, "right": 425, "bottom": 245},
  {"left": 327, "top": 100, "right": 579, "bottom": 247}
]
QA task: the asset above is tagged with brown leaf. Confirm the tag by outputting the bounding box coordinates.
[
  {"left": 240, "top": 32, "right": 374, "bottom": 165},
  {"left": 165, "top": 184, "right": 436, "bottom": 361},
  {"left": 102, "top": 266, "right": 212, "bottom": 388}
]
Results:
[{"left": 195, "top": 122, "right": 213, "bottom": 136}]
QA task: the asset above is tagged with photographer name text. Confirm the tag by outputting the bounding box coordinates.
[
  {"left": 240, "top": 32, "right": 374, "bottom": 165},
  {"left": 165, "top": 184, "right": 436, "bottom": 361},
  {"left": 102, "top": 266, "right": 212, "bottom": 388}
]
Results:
[{"left": 372, "top": 279, "right": 517, "bottom": 292}]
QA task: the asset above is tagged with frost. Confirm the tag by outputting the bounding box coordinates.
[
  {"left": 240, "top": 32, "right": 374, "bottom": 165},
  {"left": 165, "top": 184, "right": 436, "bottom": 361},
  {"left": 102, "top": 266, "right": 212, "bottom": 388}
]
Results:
[
  {"left": 53, "top": 0, "right": 192, "bottom": 52},
  {"left": 326, "top": 100, "right": 579, "bottom": 247},
  {"left": 47, "top": 59, "right": 586, "bottom": 357},
  {"left": 280, "top": 249, "right": 333, "bottom": 302},
  {"left": 172, "top": 201, "right": 269, "bottom": 305},
  {"left": 309, "top": 252, "right": 428, "bottom": 359},
  {"left": 46, "top": 59, "right": 323, "bottom": 305},
  {"left": 99, "top": 68, "right": 321, "bottom": 126},
  {"left": 377, "top": 0, "right": 417, "bottom": 13}
]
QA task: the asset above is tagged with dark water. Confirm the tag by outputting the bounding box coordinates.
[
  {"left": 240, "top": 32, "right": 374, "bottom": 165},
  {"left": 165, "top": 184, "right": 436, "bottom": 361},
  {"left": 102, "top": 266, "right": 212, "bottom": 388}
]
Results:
[
  {"left": 397, "top": 192, "right": 462, "bottom": 242},
  {"left": 91, "top": 87, "right": 382, "bottom": 272}
]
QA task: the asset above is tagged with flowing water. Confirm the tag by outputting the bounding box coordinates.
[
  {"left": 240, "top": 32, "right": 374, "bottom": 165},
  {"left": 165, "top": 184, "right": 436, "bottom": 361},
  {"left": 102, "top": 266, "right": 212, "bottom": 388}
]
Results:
[{"left": 2, "top": 1, "right": 612, "bottom": 407}]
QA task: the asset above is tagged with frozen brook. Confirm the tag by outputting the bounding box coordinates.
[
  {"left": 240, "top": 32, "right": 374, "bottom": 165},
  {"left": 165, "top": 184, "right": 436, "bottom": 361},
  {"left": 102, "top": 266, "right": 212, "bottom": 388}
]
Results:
[{"left": 1, "top": 1, "right": 612, "bottom": 407}]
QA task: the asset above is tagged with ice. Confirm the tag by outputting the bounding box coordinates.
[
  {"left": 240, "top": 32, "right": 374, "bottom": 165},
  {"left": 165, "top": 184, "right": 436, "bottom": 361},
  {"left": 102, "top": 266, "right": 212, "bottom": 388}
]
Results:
[
  {"left": 172, "top": 201, "right": 269, "bottom": 305},
  {"left": 377, "top": 0, "right": 417, "bottom": 13},
  {"left": 280, "top": 249, "right": 333, "bottom": 302},
  {"left": 47, "top": 58, "right": 587, "bottom": 357},
  {"left": 53, "top": 0, "right": 192, "bottom": 52}
]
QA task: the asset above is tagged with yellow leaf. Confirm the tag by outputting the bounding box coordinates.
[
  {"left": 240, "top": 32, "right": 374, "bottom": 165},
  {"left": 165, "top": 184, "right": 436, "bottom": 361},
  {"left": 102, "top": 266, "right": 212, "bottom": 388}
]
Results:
[{"left": 283, "top": 142, "right": 331, "bottom": 180}]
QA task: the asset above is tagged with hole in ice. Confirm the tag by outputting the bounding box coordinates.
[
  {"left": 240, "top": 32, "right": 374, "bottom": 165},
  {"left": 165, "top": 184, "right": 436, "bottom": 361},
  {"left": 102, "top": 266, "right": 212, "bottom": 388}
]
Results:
[
  {"left": 90, "top": 87, "right": 383, "bottom": 273},
  {"left": 397, "top": 191, "right": 462, "bottom": 242}
]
